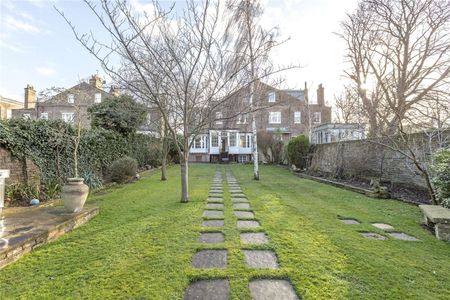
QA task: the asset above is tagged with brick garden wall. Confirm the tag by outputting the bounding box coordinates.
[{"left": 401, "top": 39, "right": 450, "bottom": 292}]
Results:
[
  {"left": 309, "top": 131, "right": 450, "bottom": 191},
  {"left": 0, "top": 146, "right": 40, "bottom": 185}
]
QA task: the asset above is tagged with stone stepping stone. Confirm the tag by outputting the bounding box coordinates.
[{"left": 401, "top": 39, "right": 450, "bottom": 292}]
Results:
[
  {"left": 372, "top": 223, "right": 394, "bottom": 230},
  {"left": 203, "top": 210, "right": 224, "bottom": 217},
  {"left": 198, "top": 232, "right": 225, "bottom": 243},
  {"left": 249, "top": 279, "right": 299, "bottom": 300},
  {"left": 243, "top": 250, "right": 279, "bottom": 269},
  {"left": 207, "top": 203, "right": 224, "bottom": 209},
  {"left": 233, "top": 203, "right": 250, "bottom": 209},
  {"left": 192, "top": 250, "right": 227, "bottom": 269},
  {"left": 234, "top": 211, "right": 255, "bottom": 218},
  {"left": 232, "top": 198, "right": 249, "bottom": 203},
  {"left": 387, "top": 232, "right": 419, "bottom": 241},
  {"left": 183, "top": 279, "right": 230, "bottom": 300},
  {"left": 209, "top": 193, "right": 223, "bottom": 197},
  {"left": 360, "top": 232, "right": 386, "bottom": 240},
  {"left": 208, "top": 198, "right": 224, "bottom": 202},
  {"left": 203, "top": 220, "right": 224, "bottom": 227},
  {"left": 237, "top": 220, "right": 260, "bottom": 228},
  {"left": 340, "top": 219, "right": 360, "bottom": 225},
  {"left": 240, "top": 232, "right": 268, "bottom": 244},
  {"left": 230, "top": 190, "right": 242, "bottom": 193},
  {"left": 231, "top": 193, "right": 246, "bottom": 198}
]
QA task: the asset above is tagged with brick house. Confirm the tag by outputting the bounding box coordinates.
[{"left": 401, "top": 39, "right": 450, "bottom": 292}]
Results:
[
  {"left": 12, "top": 75, "right": 116, "bottom": 128},
  {"left": 189, "top": 82, "right": 332, "bottom": 163}
]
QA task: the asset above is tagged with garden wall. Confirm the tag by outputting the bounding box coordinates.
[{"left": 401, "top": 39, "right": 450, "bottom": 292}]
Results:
[
  {"left": 309, "top": 131, "right": 449, "bottom": 191},
  {"left": 0, "top": 146, "right": 40, "bottom": 186}
]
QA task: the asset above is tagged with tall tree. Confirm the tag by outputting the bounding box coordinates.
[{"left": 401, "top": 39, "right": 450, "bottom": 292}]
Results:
[
  {"left": 57, "top": 0, "right": 280, "bottom": 202},
  {"left": 339, "top": 0, "right": 450, "bottom": 137}
]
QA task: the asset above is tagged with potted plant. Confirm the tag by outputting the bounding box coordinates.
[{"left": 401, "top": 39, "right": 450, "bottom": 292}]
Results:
[{"left": 61, "top": 105, "right": 89, "bottom": 213}]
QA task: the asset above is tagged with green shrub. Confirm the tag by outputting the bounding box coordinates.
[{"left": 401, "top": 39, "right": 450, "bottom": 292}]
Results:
[
  {"left": 129, "top": 134, "right": 161, "bottom": 167},
  {"left": 286, "top": 135, "right": 310, "bottom": 169},
  {"left": 108, "top": 156, "right": 138, "bottom": 183},
  {"left": 432, "top": 148, "right": 450, "bottom": 208}
]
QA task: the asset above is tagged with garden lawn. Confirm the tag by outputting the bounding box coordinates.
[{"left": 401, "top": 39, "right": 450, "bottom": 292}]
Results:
[{"left": 0, "top": 164, "right": 448, "bottom": 299}]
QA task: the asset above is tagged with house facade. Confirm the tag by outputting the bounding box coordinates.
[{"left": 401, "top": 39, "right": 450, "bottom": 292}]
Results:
[
  {"left": 12, "top": 75, "right": 115, "bottom": 128},
  {"left": 189, "top": 82, "right": 332, "bottom": 163},
  {"left": 0, "top": 96, "right": 23, "bottom": 120},
  {"left": 311, "top": 123, "right": 366, "bottom": 144}
]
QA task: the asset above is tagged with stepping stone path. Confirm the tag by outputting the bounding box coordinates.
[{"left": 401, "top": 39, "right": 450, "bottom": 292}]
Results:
[
  {"left": 183, "top": 169, "right": 299, "bottom": 299},
  {"left": 387, "top": 232, "right": 419, "bottom": 241},
  {"left": 360, "top": 232, "right": 387, "bottom": 240},
  {"left": 371, "top": 223, "right": 394, "bottom": 230},
  {"left": 341, "top": 219, "right": 360, "bottom": 225}
]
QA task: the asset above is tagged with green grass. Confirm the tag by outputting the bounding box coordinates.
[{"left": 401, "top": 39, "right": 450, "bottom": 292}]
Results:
[{"left": 0, "top": 164, "right": 449, "bottom": 299}]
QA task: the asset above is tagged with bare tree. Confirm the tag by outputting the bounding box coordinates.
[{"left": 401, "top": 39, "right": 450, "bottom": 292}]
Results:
[
  {"left": 334, "top": 85, "right": 363, "bottom": 124},
  {"left": 57, "top": 0, "right": 284, "bottom": 202},
  {"left": 339, "top": 0, "right": 450, "bottom": 137}
]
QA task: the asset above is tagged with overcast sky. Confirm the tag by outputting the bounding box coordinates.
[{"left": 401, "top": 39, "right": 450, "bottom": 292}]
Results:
[{"left": 0, "top": 0, "right": 359, "bottom": 107}]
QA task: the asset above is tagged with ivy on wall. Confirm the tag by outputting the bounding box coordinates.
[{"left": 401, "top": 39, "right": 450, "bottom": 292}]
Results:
[{"left": 0, "top": 119, "right": 159, "bottom": 188}]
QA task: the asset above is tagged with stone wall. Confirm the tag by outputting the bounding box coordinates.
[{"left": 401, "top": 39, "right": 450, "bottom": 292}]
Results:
[
  {"left": 0, "top": 147, "right": 40, "bottom": 186},
  {"left": 309, "top": 131, "right": 450, "bottom": 191}
]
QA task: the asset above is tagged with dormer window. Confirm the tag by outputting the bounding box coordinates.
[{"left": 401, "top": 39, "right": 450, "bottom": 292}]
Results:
[
  {"left": 268, "top": 92, "right": 276, "bottom": 102},
  {"left": 67, "top": 94, "right": 74, "bottom": 103},
  {"left": 94, "top": 93, "right": 102, "bottom": 103}
]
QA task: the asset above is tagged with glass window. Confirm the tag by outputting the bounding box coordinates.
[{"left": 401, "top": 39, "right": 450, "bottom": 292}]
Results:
[
  {"left": 229, "top": 132, "right": 236, "bottom": 147},
  {"left": 246, "top": 135, "right": 251, "bottom": 148},
  {"left": 67, "top": 94, "right": 74, "bottom": 103},
  {"left": 211, "top": 132, "right": 219, "bottom": 147},
  {"left": 313, "top": 112, "right": 321, "bottom": 123},
  {"left": 62, "top": 112, "right": 74, "bottom": 124},
  {"left": 95, "top": 93, "right": 102, "bottom": 103},
  {"left": 23, "top": 113, "right": 31, "bottom": 119},
  {"left": 40, "top": 112, "right": 48, "bottom": 120},
  {"left": 294, "top": 111, "right": 301, "bottom": 124},
  {"left": 215, "top": 111, "right": 222, "bottom": 125},
  {"left": 240, "top": 135, "right": 246, "bottom": 147},
  {"left": 268, "top": 92, "right": 276, "bottom": 102},
  {"left": 194, "top": 137, "right": 201, "bottom": 148},
  {"left": 269, "top": 112, "right": 281, "bottom": 124},
  {"left": 237, "top": 114, "right": 247, "bottom": 124}
]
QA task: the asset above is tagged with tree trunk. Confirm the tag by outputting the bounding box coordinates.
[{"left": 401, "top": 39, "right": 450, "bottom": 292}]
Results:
[
  {"left": 180, "top": 152, "right": 189, "bottom": 203},
  {"left": 251, "top": 113, "right": 259, "bottom": 180},
  {"left": 161, "top": 155, "right": 167, "bottom": 181}
]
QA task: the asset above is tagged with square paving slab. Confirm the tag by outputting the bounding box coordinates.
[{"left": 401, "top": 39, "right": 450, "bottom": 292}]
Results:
[
  {"left": 231, "top": 193, "right": 246, "bottom": 198},
  {"left": 183, "top": 279, "right": 230, "bottom": 300},
  {"left": 249, "top": 279, "right": 299, "bottom": 300},
  {"left": 232, "top": 198, "right": 249, "bottom": 203},
  {"left": 237, "top": 220, "right": 260, "bottom": 228},
  {"left": 209, "top": 193, "right": 223, "bottom": 197},
  {"left": 233, "top": 203, "right": 250, "bottom": 209},
  {"left": 207, "top": 203, "right": 224, "bottom": 209},
  {"left": 240, "top": 232, "right": 268, "bottom": 244},
  {"left": 372, "top": 223, "right": 395, "bottom": 230},
  {"left": 234, "top": 211, "right": 255, "bottom": 218},
  {"left": 388, "top": 232, "right": 419, "bottom": 241},
  {"left": 203, "top": 210, "right": 224, "bottom": 217},
  {"left": 203, "top": 220, "right": 225, "bottom": 227},
  {"left": 243, "top": 250, "right": 279, "bottom": 269},
  {"left": 340, "top": 219, "right": 360, "bottom": 225},
  {"left": 207, "top": 198, "right": 224, "bottom": 202},
  {"left": 198, "top": 232, "right": 225, "bottom": 243},
  {"left": 360, "top": 232, "right": 387, "bottom": 240},
  {"left": 192, "top": 250, "right": 227, "bottom": 269}
]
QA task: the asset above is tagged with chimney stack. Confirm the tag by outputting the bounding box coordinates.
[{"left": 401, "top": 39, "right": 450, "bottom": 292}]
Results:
[
  {"left": 317, "top": 84, "right": 324, "bottom": 106},
  {"left": 109, "top": 85, "right": 120, "bottom": 97},
  {"left": 24, "top": 84, "right": 36, "bottom": 109},
  {"left": 89, "top": 74, "right": 103, "bottom": 89}
]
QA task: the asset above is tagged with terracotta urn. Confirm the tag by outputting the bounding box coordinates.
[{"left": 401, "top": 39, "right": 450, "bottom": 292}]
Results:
[{"left": 61, "top": 178, "right": 89, "bottom": 213}]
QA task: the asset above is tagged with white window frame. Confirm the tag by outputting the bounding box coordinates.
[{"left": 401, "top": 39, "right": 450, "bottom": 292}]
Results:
[
  {"left": 23, "top": 113, "right": 31, "bottom": 120},
  {"left": 67, "top": 94, "right": 74, "bottom": 104},
  {"left": 215, "top": 111, "right": 223, "bottom": 125},
  {"left": 294, "top": 111, "right": 301, "bottom": 124},
  {"left": 6, "top": 109, "right": 12, "bottom": 119},
  {"left": 269, "top": 112, "right": 281, "bottom": 124},
  {"left": 229, "top": 132, "right": 237, "bottom": 147},
  {"left": 62, "top": 112, "right": 74, "bottom": 124},
  {"left": 94, "top": 93, "right": 102, "bottom": 103},
  {"left": 268, "top": 92, "right": 276, "bottom": 103},
  {"left": 313, "top": 112, "right": 321, "bottom": 123},
  {"left": 40, "top": 112, "right": 48, "bottom": 120},
  {"left": 211, "top": 132, "right": 219, "bottom": 147},
  {"left": 237, "top": 114, "right": 247, "bottom": 124}
]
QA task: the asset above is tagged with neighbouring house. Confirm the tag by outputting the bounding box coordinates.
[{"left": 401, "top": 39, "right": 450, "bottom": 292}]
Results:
[
  {"left": 189, "top": 81, "right": 332, "bottom": 163},
  {"left": 311, "top": 123, "right": 366, "bottom": 144},
  {"left": 12, "top": 75, "right": 115, "bottom": 128},
  {"left": 0, "top": 96, "right": 23, "bottom": 120}
]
